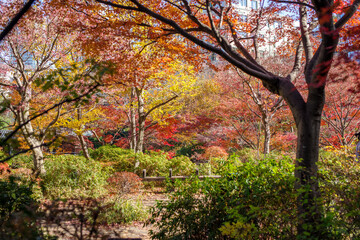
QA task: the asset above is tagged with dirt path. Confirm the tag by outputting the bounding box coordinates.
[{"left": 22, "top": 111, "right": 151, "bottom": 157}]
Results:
[{"left": 40, "top": 190, "right": 168, "bottom": 240}]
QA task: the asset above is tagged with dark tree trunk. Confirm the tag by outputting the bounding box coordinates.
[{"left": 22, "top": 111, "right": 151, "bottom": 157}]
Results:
[
  {"left": 295, "top": 114, "right": 323, "bottom": 236},
  {"left": 282, "top": 76, "right": 326, "bottom": 237}
]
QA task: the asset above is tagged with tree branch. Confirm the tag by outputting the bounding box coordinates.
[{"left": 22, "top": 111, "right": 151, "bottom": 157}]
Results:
[{"left": 0, "top": 0, "right": 36, "bottom": 42}]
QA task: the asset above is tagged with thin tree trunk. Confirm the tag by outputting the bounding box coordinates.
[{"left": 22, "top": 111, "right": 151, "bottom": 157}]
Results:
[
  {"left": 129, "top": 87, "right": 137, "bottom": 152},
  {"left": 263, "top": 117, "right": 271, "bottom": 154},
  {"left": 77, "top": 108, "right": 90, "bottom": 160},
  {"left": 79, "top": 134, "right": 90, "bottom": 160},
  {"left": 136, "top": 88, "right": 145, "bottom": 154}
]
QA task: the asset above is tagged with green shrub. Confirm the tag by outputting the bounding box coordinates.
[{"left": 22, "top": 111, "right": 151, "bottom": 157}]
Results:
[
  {"left": 0, "top": 150, "right": 6, "bottom": 161},
  {"left": 91, "top": 146, "right": 196, "bottom": 177},
  {"left": 99, "top": 197, "right": 148, "bottom": 224},
  {"left": 166, "top": 155, "right": 196, "bottom": 176},
  {"left": 90, "top": 145, "right": 132, "bottom": 163},
  {"left": 0, "top": 176, "right": 46, "bottom": 239},
  {"left": 318, "top": 150, "right": 360, "bottom": 239},
  {"left": 149, "top": 156, "right": 297, "bottom": 240},
  {"left": 149, "top": 153, "right": 360, "bottom": 239},
  {"left": 8, "top": 154, "right": 33, "bottom": 169},
  {"left": 41, "top": 155, "right": 111, "bottom": 199}
]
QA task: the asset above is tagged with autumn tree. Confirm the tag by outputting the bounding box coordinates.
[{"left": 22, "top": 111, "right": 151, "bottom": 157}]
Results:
[
  {"left": 0, "top": 2, "right": 111, "bottom": 173},
  {"left": 321, "top": 58, "right": 360, "bottom": 147},
  {"left": 0, "top": 5, "right": 75, "bottom": 175},
  {"left": 101, "top": 54, "right": 197, "bottom": 157},
  {"left": 90, "top": 0, "right": 360, "bottom": 236}
]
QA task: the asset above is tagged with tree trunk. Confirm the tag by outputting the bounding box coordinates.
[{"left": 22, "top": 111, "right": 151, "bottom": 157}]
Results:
[
  {"left": 19, "top": 92, "right": 46, "bottom": 175},
  {"left": 79, "top": 134, "right": 90, "bottom": 160},
  {"left": 20, "top": 119, "right": 46, "bottom": 175},
  {"left": 262, "top": 117, "right": 271, "bottom": 154},
  {"left": 77, "top": 108, "right": 90, "bottom": 160},
  {"left": 295, "top": 113, "right": 324, "bottom": 236},
  {"left": 279, "top": 76, "right": 326, "bottom": 237},
  {"left": 133, "top": 88, "right": 145, "bottom": 170},
  {"left": 129, "top": 87, "right": 137, "bottom": 152},
  {"left": 28, "top": 135, "right": 45, "bottom": 176},
  {"left": 135, "top": 88, "right": 145, "bottom": 154}
]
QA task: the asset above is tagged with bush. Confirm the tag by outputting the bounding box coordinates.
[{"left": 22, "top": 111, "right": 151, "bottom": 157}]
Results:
[
  {"left": 41, "top": 155, "right": 111, "bottom": 199},
  {"left": 203, "top": 146, "right": 228, "bottom": 159},
  {"left": 149, "top": 156, "right": 297, "bottom": 240},
  {"left": 8, "top": 154, "right": 33, "bottom": 169},
  {"left": 148, "top": 152, "right": 360, "bottom": 239},
  {"left": 318, "top": 150, "right": 360, "bottom": 239},
  {"left": 91, "top": 146, "right": 196, "bottom": 177},
  {"left": 107, "top": 172, "right": 143, "bottom": 195},
  {"left": 0, "top": 176, "right": 45, "bottom": 239},
  {"left": 99, "top": 197, "right": 148, "bottom": 224},
  {"left": 89, "top": 145, "right": 131, "bottom": 163},
  {"left": 0, "top": 162, "right": 11, "bottom": 175}
]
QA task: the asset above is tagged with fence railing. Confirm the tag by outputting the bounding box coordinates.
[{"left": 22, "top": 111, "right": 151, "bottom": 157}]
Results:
[{"left": 141, "top": 168, "right": 221, "bottom": 182}]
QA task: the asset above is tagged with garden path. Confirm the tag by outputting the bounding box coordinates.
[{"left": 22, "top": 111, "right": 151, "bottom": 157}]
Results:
[{"left": 40, "top": 189, "right": 168, "bottom": 240}]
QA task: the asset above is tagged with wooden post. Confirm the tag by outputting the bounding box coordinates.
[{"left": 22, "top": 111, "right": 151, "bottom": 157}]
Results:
[
  {"left": 169, "top": 168, "right": 173, "bottom": 178},
  {"left": 142, "top": 169, "right": 146, "bottom": 178},
  {"left": 196, "top": 168, "right": 199, "bottom": 176}
]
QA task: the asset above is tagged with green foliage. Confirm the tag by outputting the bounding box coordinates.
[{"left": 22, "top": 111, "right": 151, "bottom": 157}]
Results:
[
  {"left": 34, "top": 59, "right": 114, "bottom": 105},
  {"left": 90, "top": 146, "right": 196, "bottom": 176},
  {"left": 41, "top": 155, "right": 110, "bottom": 199},
  {"left": 0, "top": 177, "right": 45, "bottom": 239},
  {"left": 149, "top": 151, "right": 360, "bottom": 239},
  {"left": 89, "top": 145, "right": 133, "bottom": 163},
  {"left": 176, "top": 143, "right": 205, "bottom": 159},
  {"left": 99, "top": 197, "right": 148, "bottom": 224},
  {"left": 318, "top": 150, "right": 360, "bottom": 239},
  {"left": 0, "top": 149, "right": 6, "bottom": 161},
  {"left": 8, "top": 154, "right": 33, "bottom": 169},
  {"left": 149, "top": 156, "right": 297, "bottom": 240}
]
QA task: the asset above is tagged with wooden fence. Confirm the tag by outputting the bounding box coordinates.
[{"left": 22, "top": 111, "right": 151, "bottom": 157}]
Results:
[{"left": 141, "top": 168, "right": 221, "bottom": 182}]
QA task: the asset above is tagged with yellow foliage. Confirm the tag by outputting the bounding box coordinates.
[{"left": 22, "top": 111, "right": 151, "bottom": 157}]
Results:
[
  {"left": 143, "top": 60, "right": 198, "bottom": 124},
  {"left": 55, "top": 108, "right": 104, "bottom": 135},
  {"left": 219, "top": 221, "right": 255, "bottom": 240}
]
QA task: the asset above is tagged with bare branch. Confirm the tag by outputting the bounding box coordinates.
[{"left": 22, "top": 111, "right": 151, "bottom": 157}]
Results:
[
  {"left": 271, "top": 0, "right": 315, "bottom": 10},
  {"left": 335, "top": 0, "right": 360, "bottom": 29}
]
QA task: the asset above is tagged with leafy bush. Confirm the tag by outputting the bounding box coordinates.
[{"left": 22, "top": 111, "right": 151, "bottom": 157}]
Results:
[
  {"left": 0, "top": 177, "right": 44, "bottom": 239},
  {"left": 149, "top": 156, "right": 297, "bottom": 240},
  {"left": 148, "top": 152, "right": 360, "bottom": 239},
  {"left": 8, "top": 154, "right": 33, "bottom": 169},
  {"left": 89, "top": 145, "right": 131, "bottom": 163},
  {"left": 318, "top": 150, "right": 360, "bottom": 239},
  {"left": 0, "top": 150, "right": 6, "bottom": 161},
  {"left": 203, "top": 146, "right": 228, "bottom": 159},
  {"left": 41, "top": 155, "right": 111, "bottom": 199},
  {"left": 91, "top": 146, "right": 196, "bottom": 177},
  {"left": 176, "top": 143, "right": 205, "bottom": 160},
  {"left": 99, "top": 197, "right": 148, "bottom": 224},
  {"left": 107, "top": 172, "right": 143, "bottom": 195}
]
